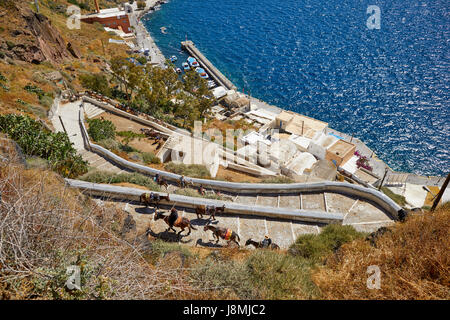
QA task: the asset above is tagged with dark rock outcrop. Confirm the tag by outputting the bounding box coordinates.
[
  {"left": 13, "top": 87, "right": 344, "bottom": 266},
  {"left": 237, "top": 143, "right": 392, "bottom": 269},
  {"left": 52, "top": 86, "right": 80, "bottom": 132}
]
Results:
[
  {"left": 67, "top": 42, "right": 82, "bottom": 59},
  {"left": 0, "top": 0, "right": 74, "bottom": 64}
]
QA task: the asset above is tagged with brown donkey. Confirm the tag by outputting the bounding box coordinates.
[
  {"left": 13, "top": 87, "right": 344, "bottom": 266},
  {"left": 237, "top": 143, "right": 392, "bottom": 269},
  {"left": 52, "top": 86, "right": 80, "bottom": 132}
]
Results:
[
  {"left": 195, "top": 204, "right": 225, "bottom": 220},
  {"left": 204, "top": 224, "right": 240, "bottom": 247},
  {"left": 156, "top": 177, "right": 169, "bottom": 190},
  {"left": 154, "top": 210, "right": 197, "bottom": 236},
  {"left": 140, "top": 192, "right": 170, "bottom": 208},
  {"left": 245, "top": 238, "right": 280, "bottom": 250}
]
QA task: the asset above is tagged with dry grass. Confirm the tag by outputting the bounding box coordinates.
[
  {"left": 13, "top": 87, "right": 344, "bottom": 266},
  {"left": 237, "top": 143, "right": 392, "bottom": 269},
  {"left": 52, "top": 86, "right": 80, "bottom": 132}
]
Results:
[
  {"left": 312, "top": 205, "right": 450, "bottom": 299},
  {"left": 0, "top": 158, "right": 204, "bottom": 299}
]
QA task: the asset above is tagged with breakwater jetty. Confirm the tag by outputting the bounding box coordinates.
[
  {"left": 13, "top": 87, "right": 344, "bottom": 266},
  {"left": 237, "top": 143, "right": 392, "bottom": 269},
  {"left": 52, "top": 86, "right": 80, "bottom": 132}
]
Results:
[{"left": 181, "top": 41, "right": 237, "bottom": 91}]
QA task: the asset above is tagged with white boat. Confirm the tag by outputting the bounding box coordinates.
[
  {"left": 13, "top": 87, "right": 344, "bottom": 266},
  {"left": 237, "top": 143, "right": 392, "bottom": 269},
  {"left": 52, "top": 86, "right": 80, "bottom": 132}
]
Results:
[
  {"left": 195, "top": 67, "right": 209, "bottom": 79},
  {"left": 187, "top": 56, "right": 199, "bottom": 68},
  {"left": 182, "top": 62, "right": 190, "bottom": 71}
]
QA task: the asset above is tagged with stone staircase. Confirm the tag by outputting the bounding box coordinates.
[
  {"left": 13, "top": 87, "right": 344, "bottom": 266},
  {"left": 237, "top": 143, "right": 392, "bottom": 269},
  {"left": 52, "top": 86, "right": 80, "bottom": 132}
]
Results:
[
  {"left": 234, "top": 192, "right": 393, "bottom": 233},
  {"left": 83, "top": 102, "right": 105, "bottom": 119}
]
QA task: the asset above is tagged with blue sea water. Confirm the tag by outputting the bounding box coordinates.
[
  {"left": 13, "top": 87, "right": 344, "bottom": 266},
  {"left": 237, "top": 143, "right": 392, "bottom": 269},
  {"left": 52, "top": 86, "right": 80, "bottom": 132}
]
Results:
[{"left": 143, "top": 0, "right": 450, "bottom": 176}]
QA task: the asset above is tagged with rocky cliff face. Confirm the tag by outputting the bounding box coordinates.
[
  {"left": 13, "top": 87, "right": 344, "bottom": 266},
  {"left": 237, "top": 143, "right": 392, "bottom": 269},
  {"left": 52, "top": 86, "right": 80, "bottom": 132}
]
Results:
[{"left": 0, "top": 0, "right": 80, "bottom": 64}]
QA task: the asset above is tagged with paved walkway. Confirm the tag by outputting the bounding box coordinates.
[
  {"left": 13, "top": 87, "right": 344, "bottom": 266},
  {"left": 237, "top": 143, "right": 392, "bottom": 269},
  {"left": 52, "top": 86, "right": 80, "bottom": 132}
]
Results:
[
  {"left": 51, "top": 101, "right": 127, "bottom": 174},
  {"left": 100, "top": 189, "right": 394, "bottom": 250},
  {"left": 129, "top": 0, "right": 166, "bottom": 67}
]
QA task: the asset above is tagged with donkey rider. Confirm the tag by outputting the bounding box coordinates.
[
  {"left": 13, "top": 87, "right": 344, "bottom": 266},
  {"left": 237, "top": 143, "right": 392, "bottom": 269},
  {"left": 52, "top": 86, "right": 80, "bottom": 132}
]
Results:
[
  {"left": 167, "top": 207, "right": 179, "bottom": 229},
  {"left": 261, "top": 235, "right": 273, "bottom": 248},
  {"left": 179, "top": 175, "right": 186, "bottom": 188}
]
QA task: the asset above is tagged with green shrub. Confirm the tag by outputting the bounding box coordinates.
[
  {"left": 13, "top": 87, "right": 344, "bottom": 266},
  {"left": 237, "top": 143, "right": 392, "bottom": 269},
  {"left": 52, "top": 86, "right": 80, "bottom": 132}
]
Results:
[
  {"left": 31, "top": 72, "right": 50, "bottom": 85},
  {"left": 26, "top": 157, "right": 49, "bottom": 170},
  {"left": 142, "top": 152, "right": 161, "bottom": 164},
  {"left": 116, "top": 130, "right": 145, "bottom": 145},
  {"left": 136, "top": 56, "right": 147, "bottom": 65},
  {"left": 289, "top": 224, "right": 365, "bottom": 263},
  {"left": 189, "top": 250, "right": 320, "bottom": 299},
  {"left": 79, "top": 171, "right": 160, "bottom": 191},
  {"left": 16, "top": 98, "right": 28, "bottom": 106},
  {"left": 24, "top": 83, "right": 45, "bottom": 97},
  {"left": 6, "top": 40, "right": 15, "bottom": 50},
  {"left": 79, "top": 72, "right": 110, "bottom": 96},
  {"left": 128, "top": 151, "right": 143, "bottom": 162},
  {"left": 148, "top": 240, "right": 192, "bottom": 264},
  {"left": 190, "top": 257, "right": 256, "bottom": 299},
  {"left": 245, "top": 250, "right": 319, "bottom": 299},
  {"left": 26, "top": 104, "right": 47, "bottom": 118},
  {"left": 39, "top": 95, "right": 53, "bottom": 109},
  {"left": 0, "top": 72, "right": 6, "bottom": 82},
  {"left": 164, "top": 162, "right": 211, "bottom": 179},
  {"left": 87, "top": 118, "right": 116, "bottom": 142},
  {"left": 97, "top": 138, "right": 120, "bottom": 152},
  {"left": 0, "top": 114, "right": 88, "bottom": 178},
  {"left": 381, "top": 187, "right": 407, "bottom": 207},
  {"left": 119, "top": 143, "right": 138, "bottom": 153},
  {"left": 0, "top": 83, "right": 9, "bottom": 91},
  {"left": 0, "top": 52, "right": 4, "bottom": 59}
]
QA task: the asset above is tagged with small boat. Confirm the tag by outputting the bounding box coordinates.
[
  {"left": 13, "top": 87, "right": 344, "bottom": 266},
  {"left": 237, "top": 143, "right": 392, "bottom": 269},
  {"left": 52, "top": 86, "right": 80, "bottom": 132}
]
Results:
[
  {"left": 160, "top": 26, "right": 167, "bottom": 34},
  {"left": 182, "top": 62, "right": 190, "bottom": 71},
  {"left": 187, "top": 56, "right": 199, "bottom": 68},
  {"left": 207, "top": 80, "right": 216, "bottom": 88},
  {"left": 195, "top": 67, "right": 209, "bottom": 79},
  {"left": 176, "top": 68, "right": 182, "bottom": 74},
  {"left": 169, "top": 55, "right": 177, "bottom": 62}
]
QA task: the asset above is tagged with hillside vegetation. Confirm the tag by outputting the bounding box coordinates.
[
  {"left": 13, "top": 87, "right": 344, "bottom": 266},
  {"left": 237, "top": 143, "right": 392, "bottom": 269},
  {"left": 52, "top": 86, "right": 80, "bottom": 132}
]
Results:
[
  {"left": 313, "top": 204, "right": 450, "bottom": 299},
  {"left": 0, "top": 0, "right": 128, "bottom": 117},
  {"left": 0, "top": 0, "right": 448, "bottom": 301}
]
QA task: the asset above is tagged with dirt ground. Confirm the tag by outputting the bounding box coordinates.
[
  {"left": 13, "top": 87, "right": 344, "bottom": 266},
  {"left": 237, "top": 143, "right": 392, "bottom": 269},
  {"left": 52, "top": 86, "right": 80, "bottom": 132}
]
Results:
[
  {"left": 215, "top": 166, "right": 263, "bottom": 183},
  {"left": 112, "top": 182, "right": 150, "bottom": 191},
  {"left": 94, "top": 112, "right": 162, "bottom": 154}
]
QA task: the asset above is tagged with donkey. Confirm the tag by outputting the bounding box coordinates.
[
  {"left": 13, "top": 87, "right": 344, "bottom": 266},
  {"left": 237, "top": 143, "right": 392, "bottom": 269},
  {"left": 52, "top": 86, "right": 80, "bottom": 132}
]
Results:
[
  {"left": 140, "top": 192, "right": 170, "bottom": 208},
  {"left": 245, "top": 238, "right": 280, "bottom": 250},
  {"left": 195, "top": 204, "right": 225, "bottom": 221},
  {"left": 154, "top": 210, "right": 197, "bottom": 236},
  {"left": 156, "top": 176, "right": 169, "bottom": 190},
  {"left": 203, "top": 224, "right": 240, "bottom": 247}
]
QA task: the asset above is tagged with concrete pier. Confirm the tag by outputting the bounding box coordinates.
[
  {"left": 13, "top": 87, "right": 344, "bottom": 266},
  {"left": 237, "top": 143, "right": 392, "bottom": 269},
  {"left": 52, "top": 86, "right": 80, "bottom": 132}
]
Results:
[{"left": 181, "top": 40, "right": 237, "bottom": 91}]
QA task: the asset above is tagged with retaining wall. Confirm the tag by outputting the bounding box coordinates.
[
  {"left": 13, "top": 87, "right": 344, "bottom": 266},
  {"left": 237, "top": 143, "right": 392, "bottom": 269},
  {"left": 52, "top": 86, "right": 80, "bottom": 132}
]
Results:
[
  {"left": 78, "top": 106, "right": 403, "bottom": 220},
  {"left": 82, "top": 96, "right": 174, "bottom": 137},
  {"left": 65, "top": 179, "right": 344, "bottom": 224}
]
